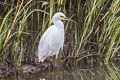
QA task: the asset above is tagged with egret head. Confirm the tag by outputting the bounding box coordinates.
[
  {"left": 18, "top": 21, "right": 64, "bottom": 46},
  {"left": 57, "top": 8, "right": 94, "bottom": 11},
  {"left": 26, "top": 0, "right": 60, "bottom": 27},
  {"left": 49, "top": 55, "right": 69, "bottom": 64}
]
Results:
[{"left": 51, "top": 12, "right": 75, "bottom": 24}]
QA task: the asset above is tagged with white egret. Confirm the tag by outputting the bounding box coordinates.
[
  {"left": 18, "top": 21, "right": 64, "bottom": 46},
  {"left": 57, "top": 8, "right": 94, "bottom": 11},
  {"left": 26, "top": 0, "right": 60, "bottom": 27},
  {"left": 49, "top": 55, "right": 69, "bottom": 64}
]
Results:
[{"left": 37, "top": 12, "right": 75, "bottom": 63}]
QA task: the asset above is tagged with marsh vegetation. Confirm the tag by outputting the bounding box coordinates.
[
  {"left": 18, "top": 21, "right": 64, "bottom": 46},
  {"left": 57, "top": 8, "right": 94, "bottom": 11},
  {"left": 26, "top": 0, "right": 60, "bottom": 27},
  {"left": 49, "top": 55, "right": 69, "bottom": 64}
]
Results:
[{"left": 0, "top": 0, "right": 120, "bottom": 79}]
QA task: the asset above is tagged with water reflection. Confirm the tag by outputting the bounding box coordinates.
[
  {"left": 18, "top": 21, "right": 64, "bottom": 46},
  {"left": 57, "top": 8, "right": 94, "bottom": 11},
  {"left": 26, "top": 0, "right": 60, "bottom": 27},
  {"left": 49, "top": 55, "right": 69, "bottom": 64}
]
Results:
[{"left": 2, "top": 62, "right": 120, "bottom": 80}]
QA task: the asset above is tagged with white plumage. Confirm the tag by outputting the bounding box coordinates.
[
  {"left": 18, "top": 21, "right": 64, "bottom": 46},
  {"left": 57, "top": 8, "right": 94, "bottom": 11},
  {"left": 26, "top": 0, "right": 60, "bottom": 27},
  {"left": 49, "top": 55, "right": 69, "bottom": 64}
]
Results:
[{"left": 37, "top": 12, "right": 74, "bottom": 62}]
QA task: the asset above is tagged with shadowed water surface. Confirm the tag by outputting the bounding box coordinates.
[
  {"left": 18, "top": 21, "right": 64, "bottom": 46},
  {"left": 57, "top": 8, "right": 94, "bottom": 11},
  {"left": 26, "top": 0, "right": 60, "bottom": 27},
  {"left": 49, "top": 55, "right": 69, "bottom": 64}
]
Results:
[{"left": 1, "top": 62, "right": 120, "bottom": 80}]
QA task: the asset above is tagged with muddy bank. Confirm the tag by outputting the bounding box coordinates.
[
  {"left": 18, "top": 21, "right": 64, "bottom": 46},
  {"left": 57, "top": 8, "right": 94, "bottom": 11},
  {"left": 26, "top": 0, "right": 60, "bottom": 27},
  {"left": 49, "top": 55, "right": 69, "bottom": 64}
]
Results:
[
  {"left": 0, "top": 55, "right": 98, "bottom": 78},
  {"left": 1, "top": 55, "right": 120, "bottom": 78}
]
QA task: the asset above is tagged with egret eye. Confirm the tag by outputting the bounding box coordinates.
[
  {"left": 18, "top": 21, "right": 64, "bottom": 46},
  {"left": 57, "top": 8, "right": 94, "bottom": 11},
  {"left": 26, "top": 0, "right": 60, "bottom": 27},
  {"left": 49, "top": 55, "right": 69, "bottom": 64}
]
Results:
[{"left": 61, "top": 16, "right": 65, "bottom": 18}]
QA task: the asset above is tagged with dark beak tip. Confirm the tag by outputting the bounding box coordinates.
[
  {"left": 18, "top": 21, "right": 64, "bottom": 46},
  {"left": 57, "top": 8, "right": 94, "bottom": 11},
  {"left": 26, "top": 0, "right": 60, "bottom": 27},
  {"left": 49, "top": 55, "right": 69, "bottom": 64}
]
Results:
[
  {"left": 64, "top": 17, "right": 76, "bottom": 23},
  {"left": 69, "top": 18, "right": 76, "bottom": 23}
]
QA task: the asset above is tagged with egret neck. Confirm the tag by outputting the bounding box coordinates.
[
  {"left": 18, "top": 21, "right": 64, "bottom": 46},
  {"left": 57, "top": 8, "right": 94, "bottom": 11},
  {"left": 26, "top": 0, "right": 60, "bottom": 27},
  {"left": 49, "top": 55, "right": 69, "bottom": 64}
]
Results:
[{"left": 53, "top": 20, "right": 64, "bottom": 31}]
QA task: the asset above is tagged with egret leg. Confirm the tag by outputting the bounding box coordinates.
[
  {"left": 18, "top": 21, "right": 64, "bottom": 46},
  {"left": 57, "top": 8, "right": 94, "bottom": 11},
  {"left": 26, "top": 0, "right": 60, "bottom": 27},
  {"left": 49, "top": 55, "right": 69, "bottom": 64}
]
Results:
[{"left": 50, "top": 57, "right": 55, "bottom": 67}]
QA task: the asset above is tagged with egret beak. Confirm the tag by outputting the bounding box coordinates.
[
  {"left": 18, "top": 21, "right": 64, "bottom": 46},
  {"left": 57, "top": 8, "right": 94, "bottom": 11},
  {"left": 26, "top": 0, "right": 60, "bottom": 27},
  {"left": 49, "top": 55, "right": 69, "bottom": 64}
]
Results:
[{"left": 64, "top": 17, "right": 76, "bottom": 23}]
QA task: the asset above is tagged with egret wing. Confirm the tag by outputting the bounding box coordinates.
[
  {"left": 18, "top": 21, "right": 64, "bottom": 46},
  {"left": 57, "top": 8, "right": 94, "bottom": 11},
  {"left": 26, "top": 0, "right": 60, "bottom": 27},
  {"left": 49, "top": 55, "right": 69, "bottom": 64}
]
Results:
[{"left": 39, "top": 25, "right": 55, "bottom": 47}]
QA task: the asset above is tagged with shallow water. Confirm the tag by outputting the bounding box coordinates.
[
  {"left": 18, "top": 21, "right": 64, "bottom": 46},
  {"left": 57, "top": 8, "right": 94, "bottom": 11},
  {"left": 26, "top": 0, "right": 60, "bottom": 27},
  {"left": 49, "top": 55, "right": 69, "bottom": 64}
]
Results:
[{"left": 1, "top": 62, "right": 120, "bottom": 80}]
